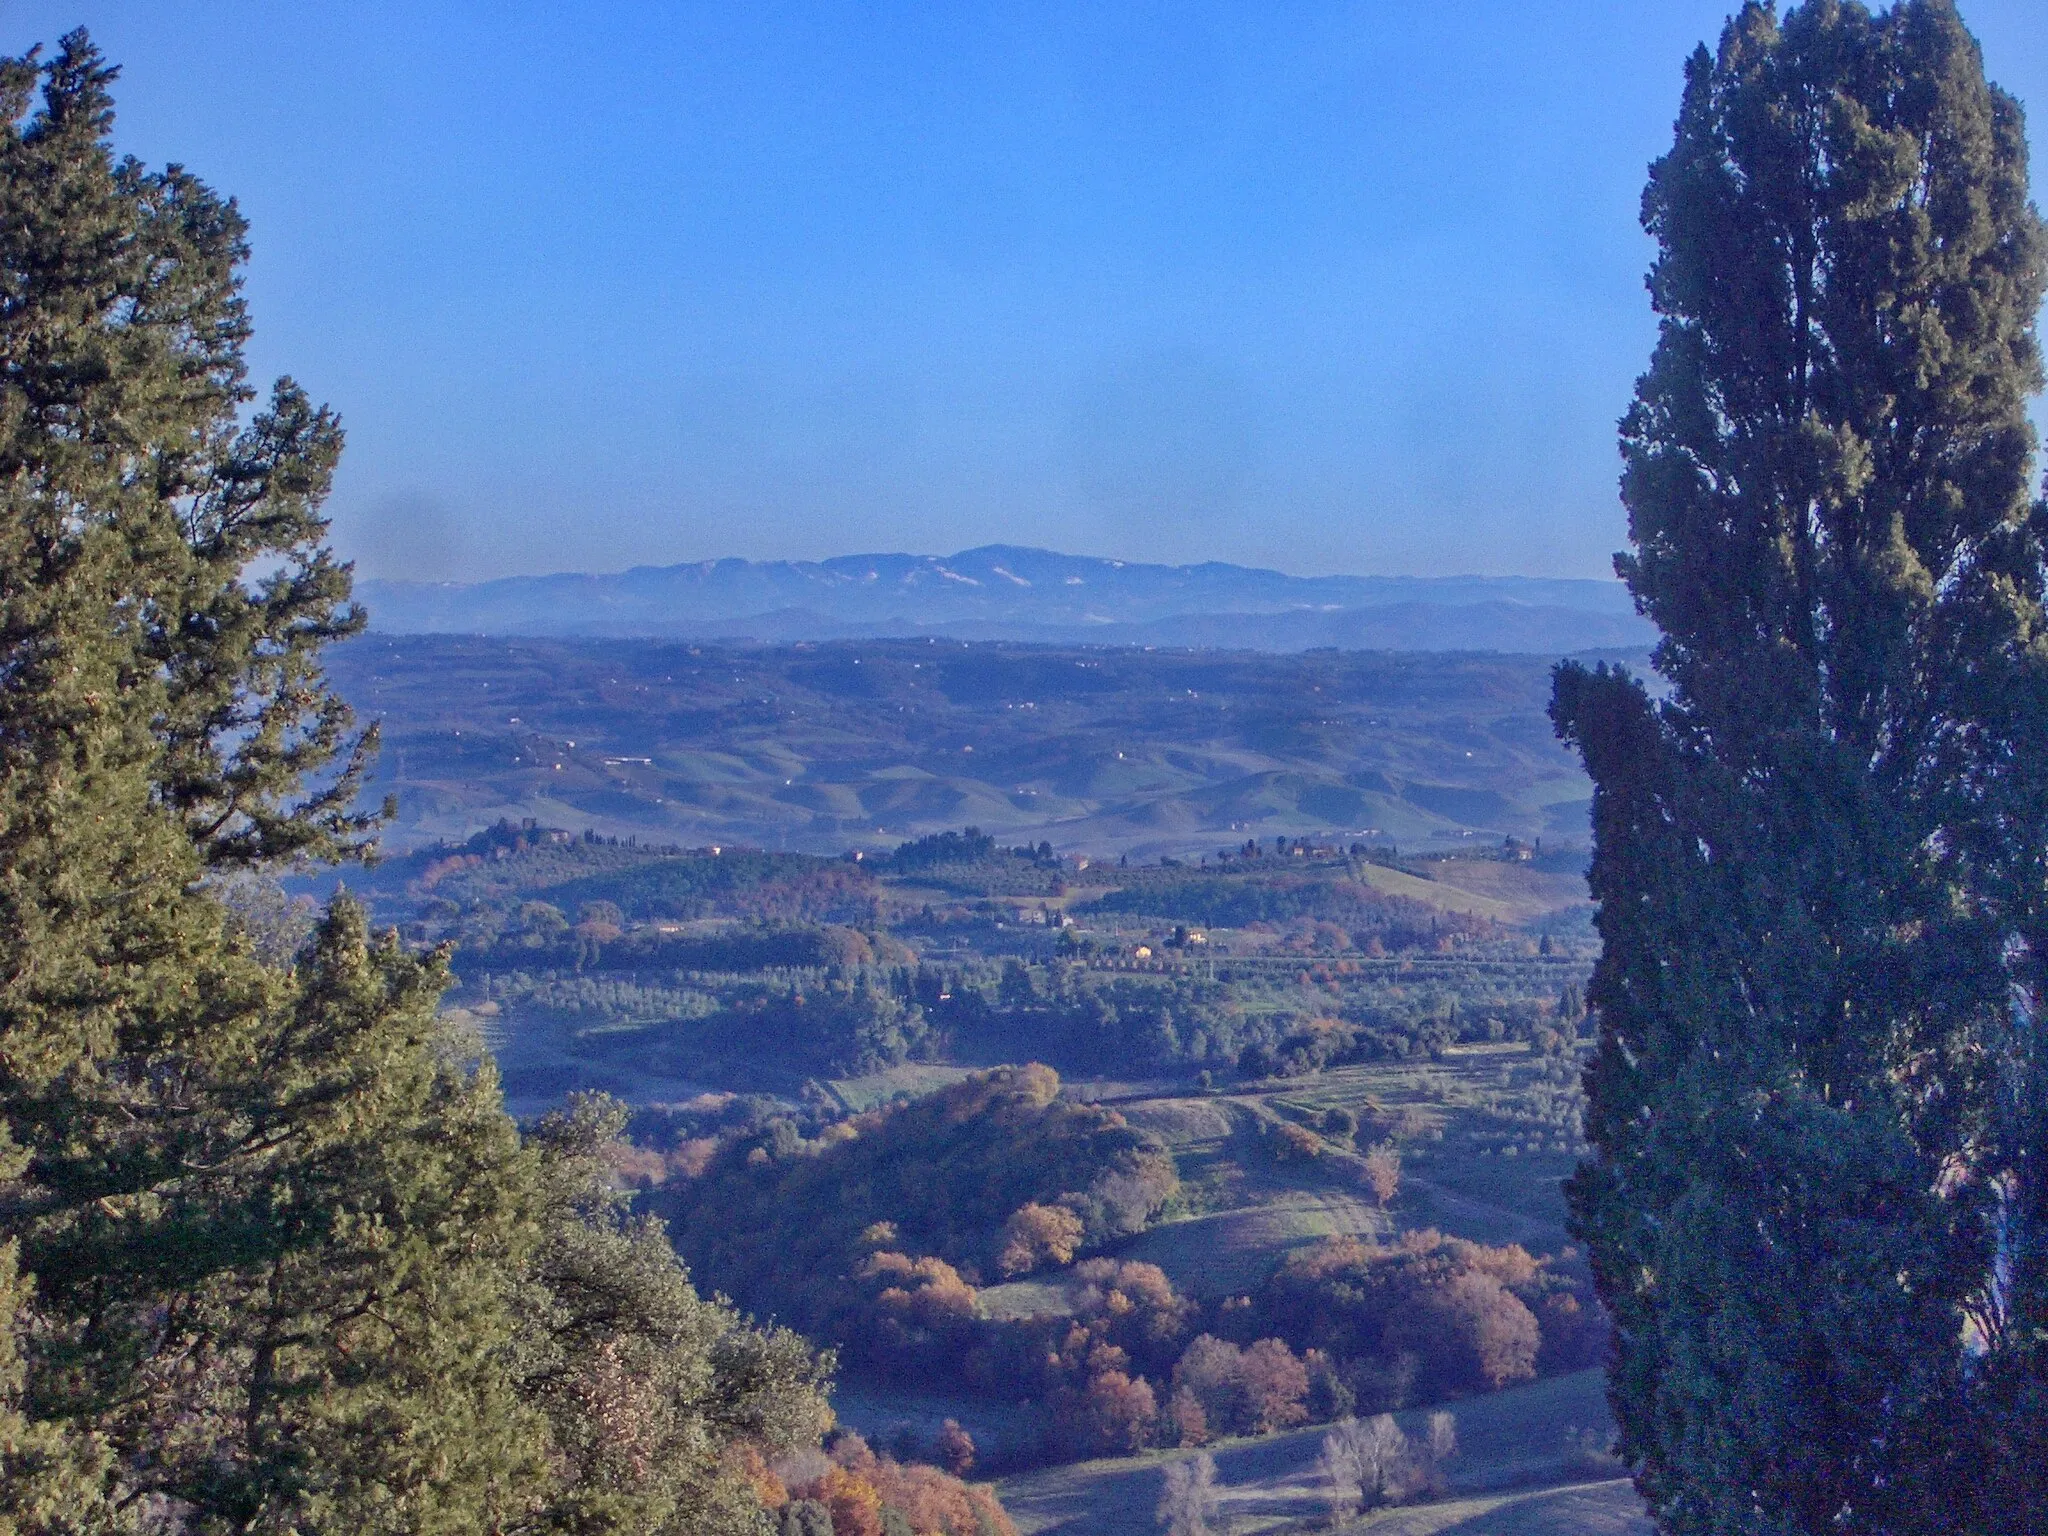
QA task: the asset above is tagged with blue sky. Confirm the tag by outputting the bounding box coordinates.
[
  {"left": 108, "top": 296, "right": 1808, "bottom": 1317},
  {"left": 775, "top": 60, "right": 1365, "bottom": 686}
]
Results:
[{"left": 2, "top": 3, "right": 2042, "bottom": 582}]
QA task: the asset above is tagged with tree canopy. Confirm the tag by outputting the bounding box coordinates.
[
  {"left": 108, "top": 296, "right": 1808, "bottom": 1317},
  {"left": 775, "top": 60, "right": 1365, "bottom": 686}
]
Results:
[{"left": 1553, "top": 2, "right": 2047, "bottom": 1530}]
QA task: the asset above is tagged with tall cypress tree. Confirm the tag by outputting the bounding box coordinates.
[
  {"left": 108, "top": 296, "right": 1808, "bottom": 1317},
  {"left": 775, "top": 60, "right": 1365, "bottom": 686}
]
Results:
[
  {"left": 0, "top": 34, "right": 832, "bottom": 1533},
  {"left": 1554, "top": 2, "right": 2047, "bottom": 1530}
]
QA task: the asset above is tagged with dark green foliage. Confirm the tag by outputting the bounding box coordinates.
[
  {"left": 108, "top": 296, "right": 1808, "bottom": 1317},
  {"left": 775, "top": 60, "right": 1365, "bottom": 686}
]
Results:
[
  {"left": 1555, "top": 3, "right": 2048, "bottom": 1529},
  {"left": 1084, "top": 873, "right": 1463, "bottom": 944},
  {"left": 679, "top": 973, "right": 933, "bottom": 1079},
  {"left": 387, "top": 826, "right": 878, "bottom": 931},
  {"left": 496, "top": 966, "right": 935, "bottom": 1085},
  {"left": 543, "top": 856, "right": 879, "bottom": 927},
  {"left": 889, "top": 827, "right": 998, "bottom": 870},
  {"left": 469, "top": 919, "right": 881, "bottom": 976},
  {"left": 446, "top": 908, "right": 1583, "bottom": 1099},
  {"left": 0, "top": 35, "right": 839, "bottom": 1533},
  {"left": 927, "top": 960, "right": 1556, "bottom": 1077},
  {"left": 0, "top": 38, "right": 379, "bottom": 877},
  {"left": 0, "top": 1232, "right": 114, "bottom": 1529},
  {"left": 927, "top": 968, "right": 1216, "bottom": 1074},
  {"left": 513, "top": 1094, "right": 834, "bottom": 1532}
]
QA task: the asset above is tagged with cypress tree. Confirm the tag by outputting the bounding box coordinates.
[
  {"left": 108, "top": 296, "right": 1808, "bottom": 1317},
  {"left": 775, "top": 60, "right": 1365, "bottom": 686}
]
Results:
[
  {"left": 0, "top": 32, "right": 832, "bottom": 1532},
  {"left": 1554, "top": 2, "right": 2047, "bottom": 1530}
]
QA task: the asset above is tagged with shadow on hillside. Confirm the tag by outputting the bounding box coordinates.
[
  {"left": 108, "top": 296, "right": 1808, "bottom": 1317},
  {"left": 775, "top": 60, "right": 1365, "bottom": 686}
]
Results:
[{"left": 997, "top": 1369, "right": 1649, "bottom": 1536}]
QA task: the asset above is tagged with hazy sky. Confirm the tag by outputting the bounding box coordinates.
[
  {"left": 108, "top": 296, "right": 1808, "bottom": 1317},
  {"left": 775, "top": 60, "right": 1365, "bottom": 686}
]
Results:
[{"left": 2, "top": 3, "right": 2042, "bottom": 582}]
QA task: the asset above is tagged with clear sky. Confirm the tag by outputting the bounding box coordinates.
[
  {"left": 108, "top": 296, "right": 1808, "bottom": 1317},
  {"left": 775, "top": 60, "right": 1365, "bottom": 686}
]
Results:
[{"left": 1, "top": 3, "right": 2042, "bottom": 582}]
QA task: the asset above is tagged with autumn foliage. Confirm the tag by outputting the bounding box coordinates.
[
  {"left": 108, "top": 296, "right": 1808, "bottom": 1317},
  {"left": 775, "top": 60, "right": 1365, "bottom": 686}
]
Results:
[
  {"left": 1241, "top": 1232, "right": 1603, "bottom": 1403},
  {"left": 760, "top": 1432, "right": 1016, "bottom": 1536},
  {"left": 661, "top": 1067, "right": 1178, "bottom": 1374}
]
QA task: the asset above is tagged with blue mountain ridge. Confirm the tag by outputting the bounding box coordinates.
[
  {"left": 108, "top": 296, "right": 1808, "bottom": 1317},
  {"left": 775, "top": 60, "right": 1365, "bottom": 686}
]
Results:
[{"left": 359, "top": 544, "right": 1653, "bottom": 653}]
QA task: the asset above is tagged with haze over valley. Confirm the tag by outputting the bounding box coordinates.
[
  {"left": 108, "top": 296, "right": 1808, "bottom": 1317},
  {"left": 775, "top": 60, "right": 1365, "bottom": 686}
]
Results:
[{"left": 361, "top": 544, "right": 1655, "bottom": 653}]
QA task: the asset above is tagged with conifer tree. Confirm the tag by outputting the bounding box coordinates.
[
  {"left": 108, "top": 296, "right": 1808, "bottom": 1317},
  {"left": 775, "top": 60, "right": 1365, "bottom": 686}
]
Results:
[
  {"left": 1553, "top": 3, "right": 2047, "bottom": 1530},
  {"left": 0, "top": 32, "right": 833, "bottom": 1533}
]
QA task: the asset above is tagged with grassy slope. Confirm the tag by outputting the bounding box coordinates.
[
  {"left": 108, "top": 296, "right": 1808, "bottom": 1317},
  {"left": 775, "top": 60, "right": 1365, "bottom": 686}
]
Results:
[
  {"left": 1006, "top": 1048, "right": 1588, "bottom": 1310},
  {"left": 1103, "top": 1096, "right": 1390, "bottom": 1298},
  {"left": 983, "top": 1050, "right": 1614, "bottom": 1529},
  {"left": 996, "top": 1369, "right": 1646, "bottom": 1535},
  {"left": 1408, "top": 861, "right": 1590, "bottom": 924},
  {"left": 1352, "top": 863, "right": 1523, "bottom": 923}
]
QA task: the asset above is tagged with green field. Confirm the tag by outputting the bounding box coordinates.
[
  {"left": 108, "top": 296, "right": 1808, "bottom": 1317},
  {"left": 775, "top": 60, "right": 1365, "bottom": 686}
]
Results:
[
  {"left": 997, "top": 1369, "right": 1645, "bottom": 1534},
  {"left": 826, "top": 1063, "right": 983, "bottom": 1112}
]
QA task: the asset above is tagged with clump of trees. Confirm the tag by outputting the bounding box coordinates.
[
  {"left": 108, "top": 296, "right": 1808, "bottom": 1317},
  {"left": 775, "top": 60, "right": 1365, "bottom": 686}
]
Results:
[
  {"left": 1555, "top": 1, "right": 2048, "bottom": 1527},
  {"left": 660, "top": 1066, "right": 1181, "bottom": 1368},
  {"left": 469, "top": 918, "right": 889, "bottom": 975},
  {"left": 887, "top": 827, "right": 1000, "bottom": 871},
  {"left": 658, "top": 1065, "right": 1603, "bottom": 1464},
  {"left": 659, "top": 1073, "right": 1398, "bottom": 1463},
  {"left": 1319, "top": 1410, "right": 1458, "bottom": 1520},
  {"left": 997, "top": 1201, "right": 1085, "bottom": 1275},
  {"left": 761, "top": 1432, "right": 1016, "bottom": 1536},
  {"left": 1320, "top": 1415, "right": 1403, "bottom": 1520},
  {"left": 1167, "top": 1334, "right": 1315, "bottom": 1439},
  {"left": 473, "top": 959, "right": 939, "bottom": 1084},
  {"left": 1236, "top": 993, "right": 1583, "bottom": 1080},
  {"left": 1088, "top": 873, "right": 1435, "bottom": 933},
  {"left": 915, "top": 959, "right": 1580, "bottom": 1079},
  {"left": 407, "top": 832, "right": 883, "bottom": 931},
  {"left": 1236, "top": 1234, "right": 1605, "bottom": 1409}
]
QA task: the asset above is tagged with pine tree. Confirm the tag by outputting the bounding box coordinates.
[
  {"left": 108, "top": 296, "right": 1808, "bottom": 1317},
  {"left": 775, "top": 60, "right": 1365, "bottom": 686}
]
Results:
[
  {"left": 1553, "top": 3, "right": 2047, "bottom": 1530},
  {"left": 0, "top": 32, "right": 834, "bottom": 1533}
]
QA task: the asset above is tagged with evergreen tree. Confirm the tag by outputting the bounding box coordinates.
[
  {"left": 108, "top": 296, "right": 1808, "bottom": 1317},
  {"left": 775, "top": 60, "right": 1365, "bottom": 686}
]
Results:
[
  {"left": 0, "top": 32, "right": 834, "bottom": 1533},
  {"left": 1553, "top": 3, "right": 2047, "bottom": 1530}
]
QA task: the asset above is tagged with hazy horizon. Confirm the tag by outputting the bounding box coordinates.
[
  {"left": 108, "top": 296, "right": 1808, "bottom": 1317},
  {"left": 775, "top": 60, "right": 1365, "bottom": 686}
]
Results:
[
  {"left": 361, "top": 540, "right": 1639, "bottom": 588},
  {"left": 4, "top": 2, "right": 2041, "bottom": 586}
]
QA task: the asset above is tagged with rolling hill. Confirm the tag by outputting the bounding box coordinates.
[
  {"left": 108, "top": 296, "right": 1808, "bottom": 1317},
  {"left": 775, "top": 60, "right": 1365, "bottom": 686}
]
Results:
[{"left": 327, "top": 635, "right": 1624, "bottom": 856}]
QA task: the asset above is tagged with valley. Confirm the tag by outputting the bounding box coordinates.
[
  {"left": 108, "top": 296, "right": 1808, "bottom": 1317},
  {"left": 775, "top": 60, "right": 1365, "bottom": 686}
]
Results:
[{"left": 310, "top": 769, "right": 1642, "bottom": 1531}]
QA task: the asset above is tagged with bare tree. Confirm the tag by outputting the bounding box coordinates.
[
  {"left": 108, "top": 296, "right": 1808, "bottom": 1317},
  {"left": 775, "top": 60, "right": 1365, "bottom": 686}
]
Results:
[
  {"left": 1358, "top": 1414, "right": 1411, "bottom": 1507},
  {"left": 1321, "top": 1412, "right": 1414, "bottom": 1522},
  {"left": 1157, "top": 1452, "right": 1219, "bottom": 1536},
  {"left": 1320, "top": 1418, "right": 1369, "bottom": 1525},
  {"left": 1418, "top": 1410, "right": 1458, "bottom": 1495}
]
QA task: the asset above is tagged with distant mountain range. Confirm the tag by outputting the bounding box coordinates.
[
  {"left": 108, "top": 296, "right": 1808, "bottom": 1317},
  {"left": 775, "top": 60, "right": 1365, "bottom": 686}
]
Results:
[{"left": 360, "top": 545, "right": 1653, "bottom": 654}]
